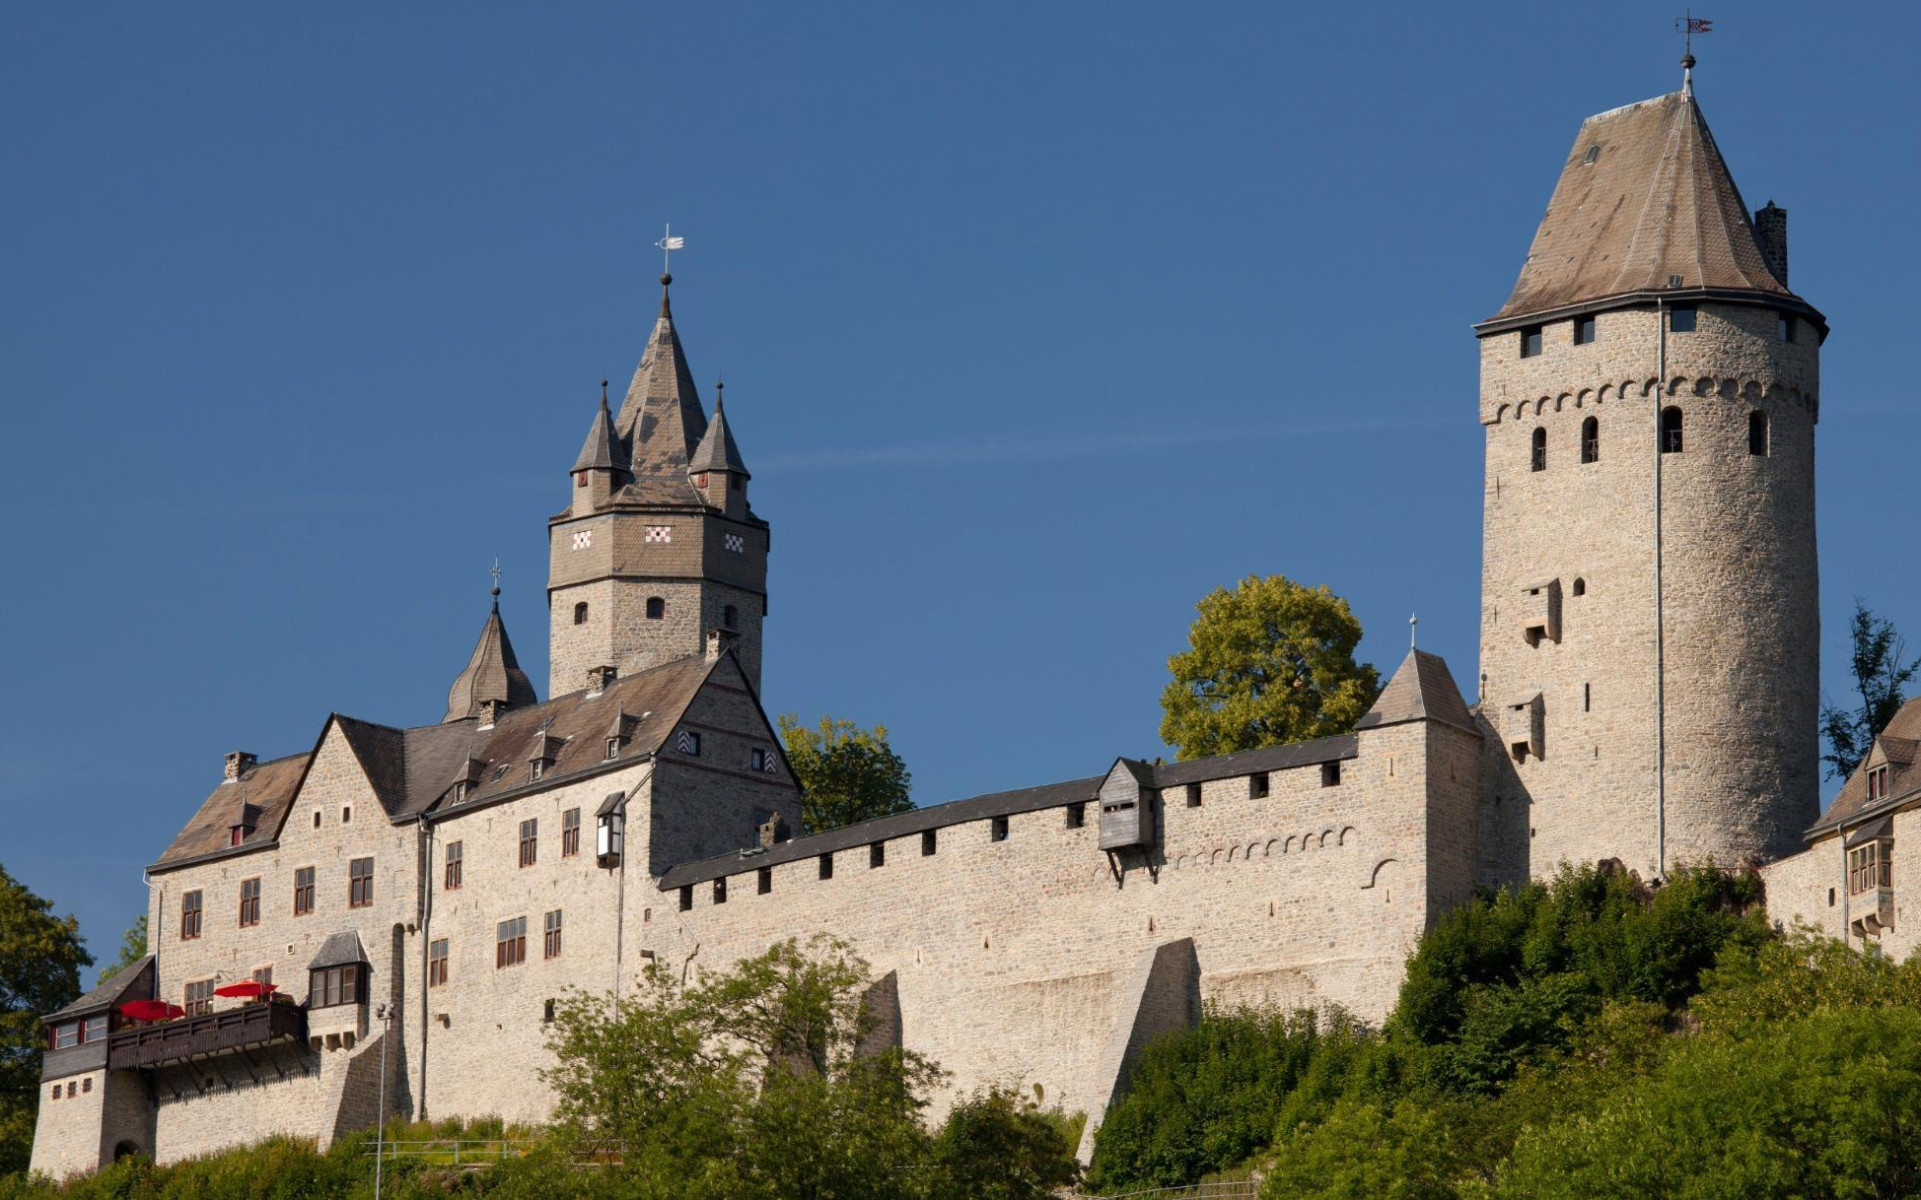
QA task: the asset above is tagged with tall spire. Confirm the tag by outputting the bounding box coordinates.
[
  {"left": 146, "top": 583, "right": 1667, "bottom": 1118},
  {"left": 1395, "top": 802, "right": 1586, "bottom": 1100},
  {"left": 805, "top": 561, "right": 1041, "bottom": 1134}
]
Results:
[
  {"left": 689, "top": 378, "right": 750, "bottom": 477},
  {"left": 573, "top": 379, "right": 630, "bottom": 474},
  {"left": 614, "top": 273, "right": 709, "bottom": 478},
  {"left": 443, "top": 576, "right": 538, "bottom": 723}
]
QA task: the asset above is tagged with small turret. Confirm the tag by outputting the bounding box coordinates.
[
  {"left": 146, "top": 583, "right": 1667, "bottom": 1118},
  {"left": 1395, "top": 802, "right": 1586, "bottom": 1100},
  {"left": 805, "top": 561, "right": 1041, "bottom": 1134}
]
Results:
[
  {"left": 689, "top": 380, "right": 750, "bottom": 518},
  {"left": 445, "top": 582, "right": 539, "bottom": 723},
  {"left": 571, "top": 381, "right": 630, "bottom": 516}
]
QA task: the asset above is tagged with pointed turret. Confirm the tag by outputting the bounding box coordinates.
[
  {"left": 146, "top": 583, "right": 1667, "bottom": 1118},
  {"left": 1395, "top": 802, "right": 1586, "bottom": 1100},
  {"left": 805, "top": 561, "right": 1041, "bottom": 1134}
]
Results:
[
  {"left": 444, "top": 589, "right": 538, "bottom": 723},
  {"left": 1355, "top": 649, "right": 1477, "bottom": 735},
  {"left": 689, "top": 381, "right": 750, "bottom": 516},
  {"left": 571, "top": 381, "right": 629, "bottom": 515},
  {"left": 613, "top": 273, "right": 709, "bottom": 478}
]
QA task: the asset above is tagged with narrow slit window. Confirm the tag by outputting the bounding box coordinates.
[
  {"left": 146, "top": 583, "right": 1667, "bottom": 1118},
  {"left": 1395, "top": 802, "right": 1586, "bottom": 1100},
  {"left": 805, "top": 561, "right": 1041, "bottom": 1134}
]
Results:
[
  {"left": 1660, "top": 407, "right": 1684, "bottom": 454},
  {"left": 757, "top": 866, "right": 772, "bottom": 894},
  {"left": 1531, "top": 427, "right": 1547, "bottom": 472},
  {"left": 1581, "top": 416, "right": 1598, "bottom": 464},
  {"left": 1749, "top": 410, "right": 1769, "bottom": 456},
  {"left": 713, "top": 878, "right": 727, "bottom": 904}
]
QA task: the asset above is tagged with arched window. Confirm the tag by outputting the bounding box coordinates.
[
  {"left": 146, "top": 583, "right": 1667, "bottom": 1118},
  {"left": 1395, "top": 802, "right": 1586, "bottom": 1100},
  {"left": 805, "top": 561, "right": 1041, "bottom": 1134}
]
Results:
[
  {"left": 572, "top": 602, "right": 588, "bottom": 626},
  {"left": 722, "top": 604, "right": 739, "bottom": 631},
  {"left": 1530, "top": 427, "right": 1547, "bottom": 472},
  {"left": 645, "top": 597, "right": 665, "bottom": 620},
  {"left": 1749, "top": 410, "right": 1769, "bottom": 457},
  {"left": 1580, "top": 416, "right": 1599, "bottom": 464},
  {"left": 1571, "top": 577, "right": 1586, "bottom": 596},
  {"left": 1660, "top": 407, "right": 1684, "bottom": 454}
]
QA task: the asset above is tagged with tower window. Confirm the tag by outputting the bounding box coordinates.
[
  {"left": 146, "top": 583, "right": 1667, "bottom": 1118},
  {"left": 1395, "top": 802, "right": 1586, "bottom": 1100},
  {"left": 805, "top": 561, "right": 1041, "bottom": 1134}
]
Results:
[
  {"left": 1249, "top": 773, "right": 1270, "bottom": 799},
  {"left": 1581, "top": 417, "right": 1599, "bottom": 463},
  {"left": 1660, "top": 407, "right": 1684, "bottom": 454},
  {"left": 573, "top": 602, "right": 588, "bottom": 625},
  {"left": 1779, "top": 314, "right": 1796, "bottom": 342},
  {"left": 1520, "top": 326, "right": 1543, "bottom": 358},
  {"left": 1530, "top": 427, "right": 1547, "bottom": 472},
  {"left": 1669, "top": 305, "right": 1696, "bottom": 333},
  {"left": 1573, "top": 315, "right": 1596, "bottom": 345},
  {"left": 723, "top": 604, "right": 739, "bottom": 630},
  {"left": 645, "top": 597, "right": 665, "bottom": 620},
  {"left": 1749, "top": 411, "right": 1769, "bottom": 456},
  {"left": 991, "top": 816, "right": 1010, "bottom": 842},
  {"left": 713, "top": 878, "right": 727, "bottom": 904},
  {"left": 1572, "top": 577, "right": 1586, "bottom": 596}
]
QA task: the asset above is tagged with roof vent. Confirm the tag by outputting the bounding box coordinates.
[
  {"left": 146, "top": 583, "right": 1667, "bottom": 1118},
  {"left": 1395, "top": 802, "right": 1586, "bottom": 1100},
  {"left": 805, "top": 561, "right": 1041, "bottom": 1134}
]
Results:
[
  {"left": 1582, "top": 144, "right": 1601, "bottom": 165},
  {"left": 224, "top": 751, "right": 257, "bottom": 782},
  {"left": 1667, "top": 274, "right": 1684, "bottom": 288}
]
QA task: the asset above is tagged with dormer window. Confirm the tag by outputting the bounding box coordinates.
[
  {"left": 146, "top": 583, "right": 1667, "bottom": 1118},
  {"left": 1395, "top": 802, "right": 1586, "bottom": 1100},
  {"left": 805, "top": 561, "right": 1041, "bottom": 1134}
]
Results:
[
  {"left": 530, "top": 761, "right": 545, "bottom": 782},
  {"left": 606, "top": 738, "right": 620, "bottom": 760},
  {"left": 1868, "top": 765, "right": 1891, "bottom": 801}
]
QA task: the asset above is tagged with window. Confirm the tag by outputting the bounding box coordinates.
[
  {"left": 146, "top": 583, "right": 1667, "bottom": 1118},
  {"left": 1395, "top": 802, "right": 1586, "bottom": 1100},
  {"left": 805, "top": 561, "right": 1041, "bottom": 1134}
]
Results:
[
  {"left": 562, "top": 809, "right": 581, "bottom": 857},
  {"left": 445, "top": 841, "right": 463, "bottom": 890},
  {"left": 676, "top": 729, "right": 701, "bottom": 756},
  {"left": 294, "top": 867, "right": 315, "bottom": 915},
  {"left": 429, "top": 939, "right": 449, "bottom": 988},
  {"left": 1584, "top": 682, "right": 1592, "bottom": 712},
  {"left": 751, "top": 748, "right": 768, "bottom": 772},
  {"left": 342, "top": 806, "right": 351, "bottom": 824},
  {"left": 1779, "top": 314, "right": 1796, "bottom": 342},
  {"left": 1581, "top": 417, "right": 1599, "bottom": 464},
  {"left": 1249, "top": 774, "right": 1270, "bottom": 800},
  {"left": 238, "top": 877, "right": 261, "bottom": 927},
  {"left": 180, "top": 891, "right": 202, "bottom": 940},
  {"left": 573, "top": 602, "right": 588, "bottom": 625},
  {"left": 606, "top": 738, "right": 621, "bottom": 760},
  {"left": 66, "top": 1081, "right": 75, "bottom": 1098},
  {"left": 544, "top": 909, "right": 563, "bottom": 959},
  {"left": 543, "top": 999, "right": 556, "bottom": 1023},
  {"left": 51, "top": 1022, "right": 78, "bottom": 1050},
  {"left": 723, "top": 604, "right": 739, "bottom": 630},
  {"left": 1530, "top": 427, "right": 1547, "bottom": 472},
  {"left": 1850, "top": 842, "right": 1891, "bottom": 895},
  {"left": 646, "top": 597, "right": 666, "bottom": 620},
  {"left": 51, "top": 1085, "right": 59, "bottom": 1101},
  {"left": 82, "top": 1015, "right": 107, "bottom": 1043},
  {"left": 1868, "top": 765, "right": 1891, "bottom": 801},
  {"left": 818, "top": 854, "right": 834, "bottom": 880},
  {"left": 1186, "top": 782, "right": 1203, "bottom": 808},
  {"left": 1065, "top": 803, "right": 1086, "bottom": 829},
  {"left": 496, "top": 917, "right": 528, "bottom": 968},
  {"left": 230, "top": 827, "right": 244, "bottom": 847},
  {"left": 251, "top": 966, "right": 273, "bottom": 987},
  {"left": 519, "top": 819, "right": 538, "bottom": 868},
  {"left": 1571, "top": 577, "right": 1586, "bottom": 596},
  {"left": 313, "top": 811, "right": 321, "bottom": 829},
  {"left": 1660, "top": 407, "right": 1684, "bottom": 454},
  {"left": 922, "top": 829, "right": 937, "bottom": 856},
  {"left": 1572, "top": 314, "right": 1596, "bottom": 345},
  {"left": 991, "top": 816, "right": 1010, "bottom": 842},
  {"left": 714, "top": 877, "right": 728, "bottom": 904},
  {"left": 1582, "top": 144, "right": 1601, "bottom": 165},
  {"left": 1321, "top": 761, "right": 1342, "bottom": 787},
  {"left": 1829, "top": 887, "right": 1837, "bottom": 907},
  {"left": 82, "top": 1077, "right": 91, "bottom": 1093},
  {"left": 1669, "top": 304, "right": 1696, "bottom": 333},
  {"left": 1749, "top": 411, "right": 1769, "bottom": 456},
  {"left": 348, "top": 857, "right": 374, "bottom": 908},
  {"left": 311, "top": 964, "right": 361, "bottom": 1008},
  {"left": 185, "top": 979, "right": 215, "bottom": 1018},
  {"left": 529, "top": 760, "right": 545, "bottom": 783},
  {"left": 679, "top": 885, "right": 694, "bottom": 911},
  {"left": 870, "top": 842, "right": 886, "bottom": 869},
  {"left": 1520, "top": 326, "right": 1543, "bottom": 358},
  {"left": 758, "top": 866, "right": 773, "bottom": 894}
]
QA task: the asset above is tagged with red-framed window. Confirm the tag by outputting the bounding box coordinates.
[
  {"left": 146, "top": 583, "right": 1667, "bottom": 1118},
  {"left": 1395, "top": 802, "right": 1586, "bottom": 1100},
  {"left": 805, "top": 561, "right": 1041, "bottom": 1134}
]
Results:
[
  {"left": 184, "top": 979, "right": 214, "bottom": 1017},
  {"left": 519, "top": 820, "right": 538, "bottom": 868},
  {"left": 496, "top": 917, "right": 527, "bottom": 969},
  {"left": 429, "top": 939, "right": 449, "bottom": 988}
]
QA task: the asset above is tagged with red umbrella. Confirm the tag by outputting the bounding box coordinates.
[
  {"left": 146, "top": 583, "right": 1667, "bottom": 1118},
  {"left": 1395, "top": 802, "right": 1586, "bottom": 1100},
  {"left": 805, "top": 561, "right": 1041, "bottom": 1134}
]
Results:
[
  {"left": 119, "top": 1000, "right": 184, "bottom": 1022},
  {"left": 213, "top": 981, "right": 276, "bottom": 999}
]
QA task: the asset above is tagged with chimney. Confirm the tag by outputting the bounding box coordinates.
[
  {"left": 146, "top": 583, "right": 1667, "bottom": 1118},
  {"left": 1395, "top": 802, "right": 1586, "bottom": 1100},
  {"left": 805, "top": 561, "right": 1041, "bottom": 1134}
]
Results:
[
  {"left": 705, "top": 628, "right": 734, "bottom": 661},
  {"left": 1755, "top": 201, "right": 1788, "bottom": 286},
  {"left": 224, "top": 751, "right": 257, "bottom": 782},
  {"left": 586, "top": 665, "right": 618, "bottom": 695},
  {"left": 478, "top": 698, "right": 504, "bottom": 729},
  {"left": 756, "top": 811, "right": 791, "bottom": 848}
]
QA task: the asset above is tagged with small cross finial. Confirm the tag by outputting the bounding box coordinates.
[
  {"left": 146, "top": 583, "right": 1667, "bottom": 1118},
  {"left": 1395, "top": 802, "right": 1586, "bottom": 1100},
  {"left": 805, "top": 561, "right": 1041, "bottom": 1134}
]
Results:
[
  {"left": 490, "top": 557, "right": 501, "bottom": 602},
  {"left": 715, "top": 377, "right": 724, "bottom": 414},
  {"left": 1410, "top": 613, "right": 1419, "bottom": 650}
]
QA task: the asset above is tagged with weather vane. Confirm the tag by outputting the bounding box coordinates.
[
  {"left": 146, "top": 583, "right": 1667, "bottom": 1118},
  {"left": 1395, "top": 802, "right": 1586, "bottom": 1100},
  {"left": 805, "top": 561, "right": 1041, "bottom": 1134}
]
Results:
[
  {"left": 1676, "top": 10, "right": 1712, "bottom": 59},
  {"left": 656, "top": 223, "right": 685, "bottom": 274},
  {"left": 490, "top": 556, "right": 501, "bottom": 598}
]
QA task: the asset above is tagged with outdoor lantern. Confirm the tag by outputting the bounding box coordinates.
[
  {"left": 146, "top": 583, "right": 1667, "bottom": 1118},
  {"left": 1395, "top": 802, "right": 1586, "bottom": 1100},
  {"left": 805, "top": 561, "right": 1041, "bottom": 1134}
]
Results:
[{"left": 596, "top": 792, "right": 625, "bottom": 867}]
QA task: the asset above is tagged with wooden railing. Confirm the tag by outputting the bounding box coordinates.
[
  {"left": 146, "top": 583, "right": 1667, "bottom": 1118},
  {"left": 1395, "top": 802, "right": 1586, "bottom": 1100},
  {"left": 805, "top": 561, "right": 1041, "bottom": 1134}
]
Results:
[{"left": 108, "top": 1002, "right": 307, "bottom": 1070}]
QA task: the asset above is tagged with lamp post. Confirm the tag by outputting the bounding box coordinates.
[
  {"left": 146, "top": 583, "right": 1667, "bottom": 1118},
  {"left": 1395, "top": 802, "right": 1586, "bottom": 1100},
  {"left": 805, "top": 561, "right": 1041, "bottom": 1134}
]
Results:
[{"left": 373, "top": 1002, "right": 393, "bottom": 1200}]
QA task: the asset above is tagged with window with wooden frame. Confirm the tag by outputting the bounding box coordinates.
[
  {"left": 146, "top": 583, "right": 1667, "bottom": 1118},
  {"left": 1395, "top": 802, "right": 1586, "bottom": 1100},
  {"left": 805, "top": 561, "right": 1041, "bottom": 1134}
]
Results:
[
  {"left": 1850, "top": 841, "right": 1892, "bottom": 895},
  {"left": 49, "top": 1022, "right": 78, "bottom": 1050},
  {"left": 544, "top": 909, "right": 563, "bottom": 959},
  {"left": 562, "top": 808, "right": 581, "bottom": 858},
  {"left": 81, "top": 1015, "right": 107, "bottom": 1043},
  {"left": 251, "top": 966, "right": 273, "bottom": 987},
  {"left": 294, "top": 866, "right": 315, "bottom": 916},
  {"left": 496, "top": 917, "right": 528, "bottom": 969},
  {"left": 180, "top": 891, "right": 203, "bottom": 940},
  {"left": 1868, "top": 765, "right": 1891, "bottom": 801},
  {"left": 238, "top": 877, "right": 261, "bottom": 927},
  {"left": 445, "top": 841, "right": 463, "bottom": 890},
  {"left": 309, "top": 964, "right": 362, "bottom": 1008},
  {"left": 184, "top": 979, "right": 214, "bottom": 1017},
  {"left": 348, "top": 857, "right": 374, "bottom": 908},
  {"left": 429, "top": 939, "right": 449, "bottom": 987},
  {"left": 519, "top": 819, "right": 538, "bottom": 867}
]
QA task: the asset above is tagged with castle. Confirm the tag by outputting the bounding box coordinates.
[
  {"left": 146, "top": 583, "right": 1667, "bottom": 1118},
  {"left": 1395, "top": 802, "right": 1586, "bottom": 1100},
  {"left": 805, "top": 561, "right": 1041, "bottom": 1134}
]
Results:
[{"left": 31, "top": 62, "right": 1849, "bottom": 1177}]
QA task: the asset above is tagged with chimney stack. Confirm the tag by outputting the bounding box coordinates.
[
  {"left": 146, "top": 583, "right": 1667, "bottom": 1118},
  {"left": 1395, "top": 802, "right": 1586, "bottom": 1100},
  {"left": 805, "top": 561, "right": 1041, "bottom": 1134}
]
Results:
[
  {"left": 586, "top": 665, "right": 618, "bottom": 695},
  {"left": 1755, "top": 201, "right": 1788, "bottom": 285},
  {"left": 478, "top": 698, "right": 504, "bottom": 728},
  {"left": 705, "top": 628, "right": 735, "bottom": 661},
  {"left": 224, "top": 751, "right": 257, "bottom": 782}
]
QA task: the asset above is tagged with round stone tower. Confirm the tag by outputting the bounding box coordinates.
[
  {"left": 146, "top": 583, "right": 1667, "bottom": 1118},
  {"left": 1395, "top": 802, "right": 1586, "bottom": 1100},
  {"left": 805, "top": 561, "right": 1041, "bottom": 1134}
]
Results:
[{"left": 1474, "top": 75, "right": 1824, "bottom": 880}]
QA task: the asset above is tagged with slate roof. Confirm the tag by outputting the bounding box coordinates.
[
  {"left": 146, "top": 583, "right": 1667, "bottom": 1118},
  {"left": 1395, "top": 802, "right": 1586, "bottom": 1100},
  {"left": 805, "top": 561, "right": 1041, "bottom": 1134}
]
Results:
[
  {"left": 443, "top": 599, "right": 539, "bottom": 722},
  {"left": 309, "top": 930, "right": 369, "bottom": 970},
  {"left": 1808, "top": 696, "right": 1921, "bottom": 837},
  {"left": 660, "top": 732, "right": 1361, "bottom": 890},
  {"left": 153, "top": 752, "right": 313, "bottom": 867},
  {"left": 1486, "top": 88, "right": 1813, "bottom": 328},
  {"left": 572, "top": 386, "right": 630, "bottom": 474},
  {"left": 688, "top": 400, "right": 749, "bottom": 477},
  {"left": 613, "top": 276, "right": 709, "bottom": 479},
  {"left": 45, "top": 956, "right": 154, "bottom": 1021},
  {"left": 1354, "top": 650, "right": 1480, "bottom": 736}
]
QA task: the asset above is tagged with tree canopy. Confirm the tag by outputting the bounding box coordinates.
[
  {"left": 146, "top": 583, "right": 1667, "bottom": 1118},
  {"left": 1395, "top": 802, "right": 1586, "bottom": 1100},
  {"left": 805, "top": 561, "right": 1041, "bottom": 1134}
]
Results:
[
  {"left": 96, "top": 916, "right": 146, "bottom": 982},
  {"left": 1821, "top": 599, "right": 1917, "bottom": 779},
  {"left": 1159, "top": 575, "right": 1380, "bottom": 760},
  {"left": 0, "top": 864, "right": 92, "bottom": 1178},
  {"left": 776, "top": 715, "right": 914, "bottom": 834}
]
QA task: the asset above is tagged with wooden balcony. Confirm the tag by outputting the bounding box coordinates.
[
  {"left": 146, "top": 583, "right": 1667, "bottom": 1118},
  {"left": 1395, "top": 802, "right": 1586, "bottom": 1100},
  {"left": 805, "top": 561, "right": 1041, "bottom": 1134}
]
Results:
[{"left": 108, "top": 1001, "right": 307, "bottom": 1071}]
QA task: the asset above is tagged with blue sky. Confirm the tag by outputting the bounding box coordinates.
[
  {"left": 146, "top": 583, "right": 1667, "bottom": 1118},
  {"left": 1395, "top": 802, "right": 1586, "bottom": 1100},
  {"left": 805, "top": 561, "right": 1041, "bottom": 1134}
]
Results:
[{"left": 5, "top": 2, "right": 1917, "bottom": 976}]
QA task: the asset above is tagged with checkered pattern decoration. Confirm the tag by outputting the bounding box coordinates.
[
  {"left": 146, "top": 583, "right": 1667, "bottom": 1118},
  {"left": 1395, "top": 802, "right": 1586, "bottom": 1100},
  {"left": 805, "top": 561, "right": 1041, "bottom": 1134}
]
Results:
[
  {"left": 571, "top": 529, "right": 593, "bottom": 550},
  {"left": 645, "top": 526, "right": 672, "bottom": 543},
  {"left": 724, "top": 533, "right": 745, "bottom": 554}
]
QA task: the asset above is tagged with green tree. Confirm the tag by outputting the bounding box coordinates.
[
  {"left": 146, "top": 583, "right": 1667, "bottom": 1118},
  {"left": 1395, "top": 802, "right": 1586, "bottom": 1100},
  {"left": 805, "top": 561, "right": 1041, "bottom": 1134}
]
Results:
[
  {"left": 776, "top": 715, "right": 913, "bottom": 834},
  {"left": 0, "top": 864, "right": 92, "bottom": 1177},
  {"left": 1159, "top": 575, "right": 1380, "bottom": 760},
  {"left": 96, "top": 915, "right": 146, "bottom": 981},
  {"left": 1820, "top": 600, "right": 1918, "bottom": 779},
  {"left": 933, "top": 1088, "right": 1081, "bottom": 1200}
]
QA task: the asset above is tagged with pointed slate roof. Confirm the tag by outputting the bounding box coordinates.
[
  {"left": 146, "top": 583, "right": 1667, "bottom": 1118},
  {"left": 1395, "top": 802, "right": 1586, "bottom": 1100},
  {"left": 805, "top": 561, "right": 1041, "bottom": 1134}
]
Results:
[
  {"left": 309, "top": 930, "right": 370, "bottom": 970},
  {"left": 614, "top": 274, "right": 709, "bottom": 478},
  {"left": 1488, "top": 88, "right": 1797, "bottom": 325},
  {"left": 688, "top": 395, "right": 749, "bottom": 477},
  {"left": 443, "top": 595, "right": 538, "bottom": 723},
  {"left": 1354, "top": 649, "right": 1479, "bottom": 736},
  {"left": 573, "top": 384, "right": 630, "bottom": 474},
  {"left": 45, "top": 956, "right": 155, "bottom": 1021}
]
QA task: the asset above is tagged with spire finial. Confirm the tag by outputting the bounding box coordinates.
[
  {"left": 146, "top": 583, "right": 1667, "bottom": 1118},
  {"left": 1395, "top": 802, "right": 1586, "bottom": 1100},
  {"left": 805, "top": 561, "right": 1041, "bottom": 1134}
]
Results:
[
  {"left": 490, "top": 557, "right": 502, "bottom": 608},
  {"left": 1676, "top": 11, "right": 1711, "bottom": 93},
  {"left": 714, "top": 377, "right": 724, "bottom": 415},
  {"left": 600, "top": 378, "right": 610, "bottom": 409},
  {"left": 1410, "top": 613, "right": 1419, "bottom": 650}
]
